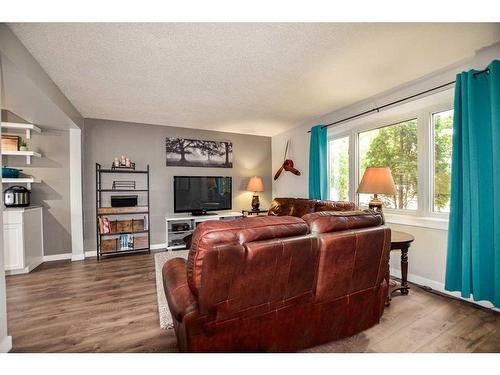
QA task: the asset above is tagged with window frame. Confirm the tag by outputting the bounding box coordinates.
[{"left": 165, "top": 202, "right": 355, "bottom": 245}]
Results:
[
  {"left": 327, "top": 132, "right": 352, "bottom": 202},
  {"left": 429, "top": 105, "right": 454, "bottom": 219},
  {"left": 356, "top": 116, "right": 420, "bottom": 214},
  {"left": 326, "top": 89, "right": 453, "bottom": 228}
]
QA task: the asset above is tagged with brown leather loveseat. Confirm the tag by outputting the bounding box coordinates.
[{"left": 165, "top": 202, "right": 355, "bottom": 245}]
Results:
[{"left": 162, "top": 208, "right": 390, "bottom": 352}]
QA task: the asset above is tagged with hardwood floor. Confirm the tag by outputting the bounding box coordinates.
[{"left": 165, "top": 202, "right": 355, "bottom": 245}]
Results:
[
  {"left": 6, "top": 253, "right": 500, "bottom": 353},
  {"left": 6, "top": 253, "right": 178, "bottom": 352}
]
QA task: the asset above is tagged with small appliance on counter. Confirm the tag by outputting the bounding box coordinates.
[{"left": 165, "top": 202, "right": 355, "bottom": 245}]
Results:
[{"left": 4, "top": 185, "right": 31, "bottom": 207}]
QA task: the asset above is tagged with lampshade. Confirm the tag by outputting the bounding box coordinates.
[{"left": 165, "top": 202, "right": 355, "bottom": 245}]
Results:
[
  {"left": 246, "top": 176, "right": 264, "bottom": 192},
  {"left": 357, "top": 167, "right": 396, "bottom": 195}
]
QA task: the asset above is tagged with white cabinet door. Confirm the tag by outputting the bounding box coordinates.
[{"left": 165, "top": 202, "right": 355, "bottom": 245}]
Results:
[{"left": 3, "top": 223, "right": 23, "bottom": 270}]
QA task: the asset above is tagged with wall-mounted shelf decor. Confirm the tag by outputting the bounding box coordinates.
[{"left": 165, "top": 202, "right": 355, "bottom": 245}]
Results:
[
  {"left": 2, "top": 177, "right": 42, "bottom": 190},
  {"left": 2, "top": 150, "right": 42, "bottom": 165},
  {"left": 1, "top": 121, "right": 42, "bottom": 139},
  {"left": 95, "top": 163, "right": 151, "bottom": 259}
]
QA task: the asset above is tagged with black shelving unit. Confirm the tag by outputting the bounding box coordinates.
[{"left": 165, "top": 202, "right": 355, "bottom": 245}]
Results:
[{"left": 95, "top": 163, "right": 151, "bottom": 259}]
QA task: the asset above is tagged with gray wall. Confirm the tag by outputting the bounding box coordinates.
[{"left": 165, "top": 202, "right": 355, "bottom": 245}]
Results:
[
  {"left": 83, "top": 118, "right": 272, "bottom": 251},
  {"left": 0, "top": 24, "right": 83, "bottom": 129},
  {"left": 0, "top": 25, "right": 83, "bottom": 351}
]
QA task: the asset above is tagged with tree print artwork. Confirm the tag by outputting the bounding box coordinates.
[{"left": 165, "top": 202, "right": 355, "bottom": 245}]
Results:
[{"left": 165, "top": 138, "right": 233, "bottom": 168}]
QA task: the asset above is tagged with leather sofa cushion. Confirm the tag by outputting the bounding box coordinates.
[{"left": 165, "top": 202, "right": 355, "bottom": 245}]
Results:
[
  {"left": 313, "top": 226, "right": 390, "bottom": 302},
  {"left": 187, "top": 216, "right": 309, "bottom": 296},
  {"left": 198, "top": 235, "right": 318, "bottom": 322},
  {"left": 302, "top": 210, "right": 383, "bottom": 234},
  {"left": 268, "top": 197, "right": 358, "bottom": 218},
  {"left": 267, "top": 198, "right": 317, "bottom": 217},
  {"left": 315, "top": 200, "right": 357, "bottom": 212}
]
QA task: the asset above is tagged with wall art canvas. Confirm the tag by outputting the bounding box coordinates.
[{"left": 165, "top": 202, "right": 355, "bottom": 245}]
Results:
[{"left": 165, "top": 138, "right": 233, "bottom": 168}]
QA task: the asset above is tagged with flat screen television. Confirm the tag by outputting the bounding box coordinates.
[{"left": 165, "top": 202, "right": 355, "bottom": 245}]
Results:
[{"left": 174, "top": 176, "right": 232, "bottom": 215}]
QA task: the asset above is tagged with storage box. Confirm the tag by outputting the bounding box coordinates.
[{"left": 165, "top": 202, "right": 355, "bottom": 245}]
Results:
[
  {"left": 109, "top": 219, "right": 145, "bottom": 233},
  {"left": 100, "top": 239, "right": 118, "bottom": 253},
  {"left": 134, "top": 236, "right": 148, "bottom": 249},
  {"left": 1, "top": 135, "right": 20, "bottom": 151}
]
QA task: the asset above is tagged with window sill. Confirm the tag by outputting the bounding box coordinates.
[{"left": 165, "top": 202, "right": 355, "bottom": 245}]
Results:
[{"left": 384, "top": 213, "right": 449, "bottom": 231}]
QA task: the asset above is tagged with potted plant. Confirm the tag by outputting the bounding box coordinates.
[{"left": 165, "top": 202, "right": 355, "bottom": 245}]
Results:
[{"left": 19, "top": 139, "right": 28, "bottom": 151}]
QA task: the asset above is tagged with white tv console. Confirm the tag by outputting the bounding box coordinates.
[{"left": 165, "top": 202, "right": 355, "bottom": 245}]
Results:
[{"left": 165, "top": 211, "right": 243, "bottom": 251}]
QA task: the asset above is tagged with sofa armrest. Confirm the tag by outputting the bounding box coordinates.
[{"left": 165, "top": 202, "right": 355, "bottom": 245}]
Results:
[{"left": 162, "top": 257, "right": 198, "bottom": 322}]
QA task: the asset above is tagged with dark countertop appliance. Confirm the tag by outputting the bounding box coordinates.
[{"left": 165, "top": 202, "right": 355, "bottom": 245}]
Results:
[
  {"left": 4, "top": 185, "right": 31, "bottom": 207},
  {"left": 111, "top": 195, "right": 138, "bottom": 207}
]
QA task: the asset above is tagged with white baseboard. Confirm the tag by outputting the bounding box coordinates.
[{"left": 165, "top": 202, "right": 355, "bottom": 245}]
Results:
[
  {"left": 28, "top": 257, "right": 44, "bottom": 272},
  {"left": 390, "top": 267, "right": 500, "bottom": 312},
  {"left": 43, "top": 253, "right": 72, "bottom": 262},
  {"left": 71, "top": 253, "right": 85, "bottom": 261},
  {"left": 0, "top": 335, "right": 12, "bottom": 353},
  {"left": 5, "top": 256, "right": 43, "bottom": 275},
  {"left": 85, "top": 251, "right": 97, "bottom": 258}
]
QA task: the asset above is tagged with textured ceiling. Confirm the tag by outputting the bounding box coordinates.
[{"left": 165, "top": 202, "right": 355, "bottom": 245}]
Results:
[{"left": 8, "top": 23, "right": 500, "bottom": 136}]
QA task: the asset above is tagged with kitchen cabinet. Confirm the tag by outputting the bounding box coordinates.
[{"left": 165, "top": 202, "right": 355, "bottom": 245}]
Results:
[{"left": 3, "top": 205, "right": 43, "bottom": 275}]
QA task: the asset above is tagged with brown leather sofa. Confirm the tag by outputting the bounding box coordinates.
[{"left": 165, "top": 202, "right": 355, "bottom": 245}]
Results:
[
  {"left": 182, "top": 198, "right": 354, "bottom": 250},
  {"left": 267, "top": 197, "right": 357, "bottom": 217},
  {"left": 162, "top": 209, "right": 390, "bottom": 352}
]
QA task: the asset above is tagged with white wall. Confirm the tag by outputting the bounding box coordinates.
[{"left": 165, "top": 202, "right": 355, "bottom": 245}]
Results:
[
  {"left": 0, "top": 165, "right": 10, "bottom": 352},
  {"left": 0, "top": 56, "right": 11, "bottom": 352},
  {"left": 272, "top": 43, "right": 500, "bottom": 308}
]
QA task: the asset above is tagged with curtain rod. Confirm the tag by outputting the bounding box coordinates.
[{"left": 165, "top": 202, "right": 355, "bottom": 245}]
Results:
[{"left": 307, "top": 68, "right": 490, "bottom": 133}]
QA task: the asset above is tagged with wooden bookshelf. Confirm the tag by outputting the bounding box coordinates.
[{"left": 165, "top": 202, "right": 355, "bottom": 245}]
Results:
[
  {"left": 95, "top": 163, "right": 151, "bottom": 259},
  {"left": 97, "top": 206, "right": 149, "bottom": 215}
]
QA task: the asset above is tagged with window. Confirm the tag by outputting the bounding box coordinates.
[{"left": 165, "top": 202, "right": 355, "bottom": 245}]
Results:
[
  {"left": 358, "top": 119, "right": 418, "bottom": 210},
  {"left": 326, "top": 92, "right": 454, "bottom": 225},
  {"left": 432, "top": 110, "right": 454, "bottom": 213},
  {"left": 328, "top": 136, "right": 349, "bottom": 201}
]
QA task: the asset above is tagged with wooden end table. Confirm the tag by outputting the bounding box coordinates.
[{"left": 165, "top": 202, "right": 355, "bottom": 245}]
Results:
[{"left": 386, "top": 230, "right": 414, "bottom": 305}]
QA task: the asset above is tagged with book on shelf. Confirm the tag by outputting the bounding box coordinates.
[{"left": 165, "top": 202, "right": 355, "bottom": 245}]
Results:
[
  {"left": 143, "top": 214, "right": 149, "bottom": 230},
  {"left": 119, "top": 234, "right": 134, "bottom": 250},
  {"left": 98, "top": 217, "right": 111, "bottom": 234}
]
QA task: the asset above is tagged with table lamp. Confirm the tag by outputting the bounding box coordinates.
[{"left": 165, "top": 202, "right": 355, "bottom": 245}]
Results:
[
  {"left": 357, "top": 167, "right": 396, "bottom": 213},
  {"left": 246, "top": 176, "right": 264, "bottom": 211}
]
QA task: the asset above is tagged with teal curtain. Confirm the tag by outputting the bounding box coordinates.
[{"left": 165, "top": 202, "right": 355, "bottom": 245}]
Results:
[
  {"left": 309, "top": 124, "right": 328, "bottom": 200},
  {"left": 445, "top": 60, "right": 500, "bottom": 307}
]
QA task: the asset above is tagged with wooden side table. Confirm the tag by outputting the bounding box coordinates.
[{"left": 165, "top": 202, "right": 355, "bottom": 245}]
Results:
[
  {"left": 386, "top": 230, "right": 414, "bottom": 305},
  {"left": 241, "top": 209, "right": 268, "bottom": 217}
]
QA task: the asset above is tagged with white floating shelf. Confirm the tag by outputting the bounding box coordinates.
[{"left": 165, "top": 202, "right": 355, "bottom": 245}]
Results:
[
  {"left": 2, "top": 150, "right": 42, "bottom": 165},
  {"left": 2, "top": 177, "right": 41, "bottom": 190},
  {"left": 1, "top": 121, "right": 41, "bottom": 139},
  {"left": 2, "top": 177, "right": 41, "bottom": 184}
]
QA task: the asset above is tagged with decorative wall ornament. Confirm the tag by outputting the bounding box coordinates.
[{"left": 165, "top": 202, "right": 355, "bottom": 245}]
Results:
[
  {"left": 111, "top": 155, "right": 135, "bottom": 170},
  {"left": 274, "top": 140, "right": 301, "bottom": 180},
  {"left": 165, "top": 138, "right": 233, "bottom": 168}
]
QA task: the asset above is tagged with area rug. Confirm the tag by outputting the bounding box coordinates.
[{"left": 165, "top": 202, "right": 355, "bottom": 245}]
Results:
[{"left": 154, "top": 250, "right": 189, "bottom": 329}]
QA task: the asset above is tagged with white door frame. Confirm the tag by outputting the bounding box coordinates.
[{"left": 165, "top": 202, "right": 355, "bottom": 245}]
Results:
[{"left": 70, "top": 128, "right": 84, "bottom": 261}]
